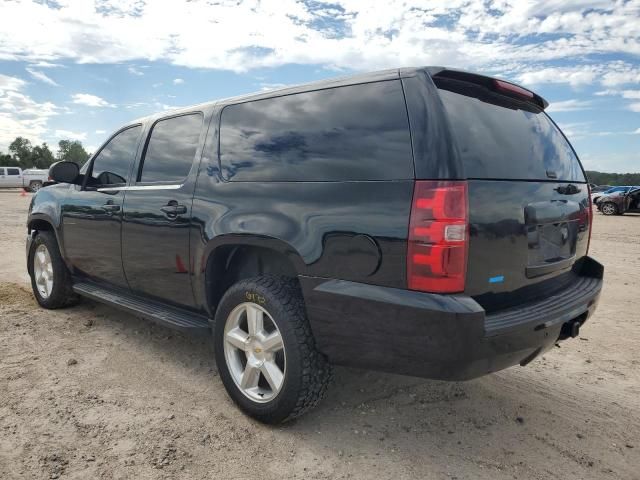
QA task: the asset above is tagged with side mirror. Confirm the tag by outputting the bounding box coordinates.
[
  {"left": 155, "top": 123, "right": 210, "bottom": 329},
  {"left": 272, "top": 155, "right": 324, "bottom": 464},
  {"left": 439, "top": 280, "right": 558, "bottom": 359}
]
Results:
[{"left": 49, "top": 161, "right": 80, "bottom": 185}]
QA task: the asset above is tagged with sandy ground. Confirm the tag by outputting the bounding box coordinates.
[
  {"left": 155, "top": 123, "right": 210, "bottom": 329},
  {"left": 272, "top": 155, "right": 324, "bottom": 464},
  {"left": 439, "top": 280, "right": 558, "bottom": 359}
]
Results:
[{"left": 0, "top": 188, "right": 639, "bottom": 480}]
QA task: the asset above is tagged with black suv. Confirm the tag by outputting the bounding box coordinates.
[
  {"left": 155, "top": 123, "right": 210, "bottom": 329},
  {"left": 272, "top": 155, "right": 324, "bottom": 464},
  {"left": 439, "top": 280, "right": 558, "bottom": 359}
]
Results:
[{"left": 27, "top": 67, "right": 603, "bottom": 423}]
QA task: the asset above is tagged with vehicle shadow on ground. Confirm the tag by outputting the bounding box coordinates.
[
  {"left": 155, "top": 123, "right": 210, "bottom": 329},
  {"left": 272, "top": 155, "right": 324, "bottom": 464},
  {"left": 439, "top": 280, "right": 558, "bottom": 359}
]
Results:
[{"left": 66, "top": 297, "right": 637, "bottom": 479}]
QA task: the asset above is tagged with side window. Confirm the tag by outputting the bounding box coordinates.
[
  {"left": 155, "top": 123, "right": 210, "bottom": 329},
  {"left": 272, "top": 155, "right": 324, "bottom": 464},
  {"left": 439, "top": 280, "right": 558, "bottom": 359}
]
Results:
[
  {"left": 219, "top": 80, "right": 413, "bottom": 181},
  {"left": 138, "top": 113, "right": 203, "bottom": 183},
  {"left": 89, "top": 125, "right": 142, "bottom": 187},
  {"left": 7, "top": 168, "right": 20, "bottom": 175}
]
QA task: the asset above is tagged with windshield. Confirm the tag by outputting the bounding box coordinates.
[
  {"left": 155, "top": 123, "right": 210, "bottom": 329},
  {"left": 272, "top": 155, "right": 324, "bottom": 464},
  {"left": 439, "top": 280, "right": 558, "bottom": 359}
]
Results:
[{"left": 605, "top": 187, "right": 630, "bottom": 194}]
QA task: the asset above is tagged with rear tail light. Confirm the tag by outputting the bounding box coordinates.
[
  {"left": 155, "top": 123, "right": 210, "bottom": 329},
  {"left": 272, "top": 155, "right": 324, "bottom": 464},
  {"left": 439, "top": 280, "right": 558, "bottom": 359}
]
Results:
[{"left": 407, "top": 181, "right": 468, "bottom": 293}]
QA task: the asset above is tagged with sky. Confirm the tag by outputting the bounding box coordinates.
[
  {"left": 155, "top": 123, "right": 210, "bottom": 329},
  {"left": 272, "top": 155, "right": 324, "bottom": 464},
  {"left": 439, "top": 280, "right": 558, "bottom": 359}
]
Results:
[{"left": 0, "top": 0, "right": 638, "bottom": 172}]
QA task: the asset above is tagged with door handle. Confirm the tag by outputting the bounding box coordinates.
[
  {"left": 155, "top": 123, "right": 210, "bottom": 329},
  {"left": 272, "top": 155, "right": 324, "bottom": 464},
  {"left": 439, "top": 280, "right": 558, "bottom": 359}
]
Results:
[
  {"left": 160, "top": 201, "right": 187, "bottom": 217},
  {"left": 101, "top": 203, "right": 120, "bottom": 214}
]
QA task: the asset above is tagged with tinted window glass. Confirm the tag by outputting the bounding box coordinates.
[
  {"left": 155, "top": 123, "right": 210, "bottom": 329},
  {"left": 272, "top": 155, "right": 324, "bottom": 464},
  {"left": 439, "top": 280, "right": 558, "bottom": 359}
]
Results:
[
  {"left": 139, "top": 113, "right": 203, "bottom": 183},
  {"left": 7, "top": 168, "right": 19, "bottom": 175},
  {"left": 90, "top": 126, "right": 141, "bottom": 186},
  {"left": 436, "top": 79, "right": 585, "bottom": 182},
  {"left": 220, "top": 80, "right": 413, "bottom": 181}
]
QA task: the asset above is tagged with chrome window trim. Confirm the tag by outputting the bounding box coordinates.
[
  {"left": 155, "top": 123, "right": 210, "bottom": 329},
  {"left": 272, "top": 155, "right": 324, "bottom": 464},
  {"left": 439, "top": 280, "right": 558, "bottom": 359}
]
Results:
[{"left": 97, "top": 184, "right": 182, "bottom": 192}]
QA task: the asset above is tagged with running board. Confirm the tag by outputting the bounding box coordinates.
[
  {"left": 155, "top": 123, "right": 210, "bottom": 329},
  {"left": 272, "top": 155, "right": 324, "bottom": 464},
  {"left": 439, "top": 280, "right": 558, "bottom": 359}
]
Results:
[{"left": 72, "top": 281, "right": 211, "bottom": 333}]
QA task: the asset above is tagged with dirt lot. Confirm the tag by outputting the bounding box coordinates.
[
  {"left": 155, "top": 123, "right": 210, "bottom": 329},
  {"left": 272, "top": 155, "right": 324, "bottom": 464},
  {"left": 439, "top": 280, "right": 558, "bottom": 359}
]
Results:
[{"left": 1, "top": 189, "right": 639, "bottom": 480}]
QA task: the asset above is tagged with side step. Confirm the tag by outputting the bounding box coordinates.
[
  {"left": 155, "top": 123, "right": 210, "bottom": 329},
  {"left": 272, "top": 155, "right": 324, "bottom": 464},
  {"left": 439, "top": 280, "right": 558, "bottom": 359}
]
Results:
[{"left": 72, "top": 281, "right": 211, "bottom": 334}]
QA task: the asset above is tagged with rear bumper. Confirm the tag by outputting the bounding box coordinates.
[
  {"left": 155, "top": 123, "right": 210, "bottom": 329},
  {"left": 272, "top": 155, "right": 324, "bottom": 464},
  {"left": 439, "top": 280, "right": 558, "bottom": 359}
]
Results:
[{"left": 300, "top": 256, "right": 603, "bottom": 381}]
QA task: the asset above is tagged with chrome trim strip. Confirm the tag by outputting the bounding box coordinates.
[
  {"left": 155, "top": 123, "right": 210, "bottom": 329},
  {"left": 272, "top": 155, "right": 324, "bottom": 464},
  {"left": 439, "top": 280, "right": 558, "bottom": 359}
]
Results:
[{"left": 97, "top": 184, "right": 182, "bottom": 192}]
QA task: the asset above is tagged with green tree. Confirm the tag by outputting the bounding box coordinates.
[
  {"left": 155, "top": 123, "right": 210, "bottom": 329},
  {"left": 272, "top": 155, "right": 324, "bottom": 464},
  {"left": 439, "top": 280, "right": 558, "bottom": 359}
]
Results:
[
  {"left": 9, "top": 137, "right": 34, "bottom": 168},
  {"left": 57, "top": 140, "right": 90, "bottom": 166},
  {"left": 585, "top": 171, "right": 640, "bottom": 186},
  {"left": 0, "top": 152, "right": 20, "bottom": 166},
  {"left": 31, "top": 143, "right": 56, "bottom": 169}
]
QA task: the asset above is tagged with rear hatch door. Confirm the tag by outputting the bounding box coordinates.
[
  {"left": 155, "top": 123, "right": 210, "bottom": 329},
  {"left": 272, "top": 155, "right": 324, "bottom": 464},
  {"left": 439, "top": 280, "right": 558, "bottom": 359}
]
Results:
[{"left": 433, "top": 72, "right": 590, "bottom": 312}]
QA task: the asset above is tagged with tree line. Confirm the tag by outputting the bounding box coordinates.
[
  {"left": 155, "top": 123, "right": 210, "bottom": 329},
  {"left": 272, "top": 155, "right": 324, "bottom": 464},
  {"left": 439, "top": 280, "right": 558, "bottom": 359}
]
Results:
[
  {"left": 586, "top": 171, "right": 640, "bottom": 186},
  {"left": 0, "top": 136, "right": 90, "bottom": 170}
]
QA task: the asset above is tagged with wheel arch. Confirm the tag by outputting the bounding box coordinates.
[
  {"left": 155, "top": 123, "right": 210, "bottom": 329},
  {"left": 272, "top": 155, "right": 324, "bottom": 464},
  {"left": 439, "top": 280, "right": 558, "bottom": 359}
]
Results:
[
  {"left": 27, "top": 214, "right": 66, "bottom": 274},
  {"left": 200, "top": 235, "right": 304, "bottom": 316}
]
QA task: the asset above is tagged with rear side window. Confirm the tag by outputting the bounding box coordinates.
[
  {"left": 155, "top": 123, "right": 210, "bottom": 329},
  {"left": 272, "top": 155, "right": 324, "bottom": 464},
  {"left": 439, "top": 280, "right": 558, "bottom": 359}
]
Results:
[
  {"left": 90, "top": 125, "right": 142, "bottom": 187},
  {"left": 139, "top": 113, "right": 203, "bottom": 183},
  {"left": 219, "top": 80, "right": 413, "bottom": 181},
  {"left": 436, "top": 79, "right": 585, "bottom": 182},
  {"left": 7, "top": 168, "right": 20, "bottom": 175}
]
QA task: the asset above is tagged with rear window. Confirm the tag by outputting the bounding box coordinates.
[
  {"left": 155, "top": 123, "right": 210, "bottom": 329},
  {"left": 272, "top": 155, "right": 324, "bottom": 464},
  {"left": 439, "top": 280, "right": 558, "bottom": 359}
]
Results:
[
  {"left": 436, "top": 79, "right": 585, "bottom": 182},
  {"left": 219, "top": 80, "right": 413, "bottom": 181},
  {"left": 139, "top": 113, "right": 203, "bottom": 183}
]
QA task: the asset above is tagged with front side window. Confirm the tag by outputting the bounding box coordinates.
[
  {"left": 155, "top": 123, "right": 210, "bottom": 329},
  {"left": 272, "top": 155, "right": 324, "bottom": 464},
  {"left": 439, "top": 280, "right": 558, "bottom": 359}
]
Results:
[
  {"left": 138, "top": 113, "right": 203, "bottom": 183},
  {"left": 89, "top": 125, "right": 142, "bottom": 187},
  {"left": 7, "top": 168, "right": 20, "bottom": 175}
]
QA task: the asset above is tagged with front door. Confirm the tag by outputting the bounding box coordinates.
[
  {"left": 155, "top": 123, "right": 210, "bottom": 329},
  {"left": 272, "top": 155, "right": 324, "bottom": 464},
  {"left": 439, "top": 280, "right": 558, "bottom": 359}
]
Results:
[
  {"left": 62, "top": 125, "right": 143, "bottom": 288},
  {"left": 122, "top": 112, "right": 206, "bottom": 308},
  {"left": 5, "top": 167, "right": 22, "bottom": 187}
]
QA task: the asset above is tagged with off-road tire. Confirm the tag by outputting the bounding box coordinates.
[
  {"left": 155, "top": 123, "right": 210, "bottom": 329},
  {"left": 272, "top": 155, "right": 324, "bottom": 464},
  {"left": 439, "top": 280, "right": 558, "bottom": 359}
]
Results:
[
  {"left": 213, "top": 275, "right": 333, "bottom": 423},
  {"left": 29, "top": 230, "right": 79, "bottom": 308}
]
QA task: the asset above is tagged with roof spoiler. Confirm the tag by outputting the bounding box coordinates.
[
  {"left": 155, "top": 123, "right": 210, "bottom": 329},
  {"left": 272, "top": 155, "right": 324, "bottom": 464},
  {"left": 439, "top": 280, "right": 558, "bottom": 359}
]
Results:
[{"left": 426, "top": 67, "right": 549, "bottom": 110}]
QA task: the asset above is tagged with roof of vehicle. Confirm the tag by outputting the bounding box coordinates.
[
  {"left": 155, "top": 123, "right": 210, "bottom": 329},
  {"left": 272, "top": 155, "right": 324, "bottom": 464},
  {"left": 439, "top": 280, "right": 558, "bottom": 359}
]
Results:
[{"left": 129, "top": 66, "right": 547, "bottom": 126}]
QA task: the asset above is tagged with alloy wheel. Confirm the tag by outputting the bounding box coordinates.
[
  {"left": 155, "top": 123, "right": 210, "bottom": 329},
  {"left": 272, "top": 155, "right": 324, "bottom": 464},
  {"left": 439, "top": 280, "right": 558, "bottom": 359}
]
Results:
[
  {"left": 223, "top": 302, "right": 286, "bottom": 403},
  {"left": 601, "top": 203, "right": 616, "bottom": 215},
  {"left": 33, "top": 244, "right": 53, "bottom": 298}
]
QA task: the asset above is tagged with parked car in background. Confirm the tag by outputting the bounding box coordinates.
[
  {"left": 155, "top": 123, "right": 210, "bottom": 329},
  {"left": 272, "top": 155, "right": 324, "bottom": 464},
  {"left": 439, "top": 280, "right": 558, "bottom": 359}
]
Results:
[
  {"left": 598, "top": 187, "right": 640, "bottom": 215},
  {"left": 27, "top": 67, "right": 602, "bottom": 423},
  {"left": 589, "top": 184, "right": 610, "bottom": 194},
  {"left": 0, "top": 167, "right": 49, "bottom": 192},
  {"left": 591, "top": 185, "right": 638, "bottom": 205}
]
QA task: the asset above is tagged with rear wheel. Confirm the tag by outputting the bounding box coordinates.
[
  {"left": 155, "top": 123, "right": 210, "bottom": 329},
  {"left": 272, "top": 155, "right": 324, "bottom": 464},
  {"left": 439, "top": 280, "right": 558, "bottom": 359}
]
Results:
[
  {"left": 29, "top": 231, "right": 78, "bottom": 308},
  {"left": 213, "top": 275, "right": 332, "bottom": 423},
  {"left": 29, "top": 181, "right": 42, "bottom": 192},
  {"left": 600, "top": 202, "right": 618, "bottom": 216}
]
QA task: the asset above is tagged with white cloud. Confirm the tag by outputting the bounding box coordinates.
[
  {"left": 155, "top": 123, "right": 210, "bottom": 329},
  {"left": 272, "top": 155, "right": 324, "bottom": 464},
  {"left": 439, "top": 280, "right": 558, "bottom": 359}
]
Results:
[
  {"left": 629, "top": 103, "right": 640, "bottom": 113},
  {"left": 0, "top": 73, "right": 26, "bottom": 92},
  {"left": 71, "top": 93, "right": 114, "bottom": 107},
  {"left": 29, "top": 61, "right": 63, "bottom": 68},
  {"left": 54, "top": 129, "right": 87, "bottom": 141},
  {"left": 547, "top": 99, "right": 593, "bottom": 113},
  {"left": 128, "top": 66, "right": 144, "bottom": 76},
  {"left": 259, "top": 82, "right": 291, "bottom": 92},
  {"left": 95, "top": 129, "right": 107, "bottom": 134},
  {"left": 0, "top": 0, "right": 636, "bottom": 83},
  {"left": 0, "top": 74, "right": 61, "bottom": 150},
  {"left": 173, "top": 78, "right": 184, "bottom": 85},
  {"left": 26, "top": 67, "right": 59, "bottom": 86}
]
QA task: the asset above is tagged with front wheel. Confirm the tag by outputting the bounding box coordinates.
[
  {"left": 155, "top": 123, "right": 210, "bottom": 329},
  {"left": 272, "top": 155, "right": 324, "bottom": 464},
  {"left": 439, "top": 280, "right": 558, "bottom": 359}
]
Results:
[
  {"left": 213, "top": 275, "right": 332, "bottom": 423},
  {"left": 29, "top": 231, "right": 79, "bottom": 308},
  {"left": 600, "top": 202, "right": 618, "bottom": 216}
]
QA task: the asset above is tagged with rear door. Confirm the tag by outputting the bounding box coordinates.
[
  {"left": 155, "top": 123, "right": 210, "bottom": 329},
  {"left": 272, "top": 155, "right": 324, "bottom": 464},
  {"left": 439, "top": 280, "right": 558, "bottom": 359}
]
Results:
[
  {"left": 121, "top": 112, "right": 206, "bottom": 308},
  {"left": 62, "top": 125, "right": 142, "bottom": 287},
  {"left": 433, "top": 74, "right": 590, "bottom": 311}
]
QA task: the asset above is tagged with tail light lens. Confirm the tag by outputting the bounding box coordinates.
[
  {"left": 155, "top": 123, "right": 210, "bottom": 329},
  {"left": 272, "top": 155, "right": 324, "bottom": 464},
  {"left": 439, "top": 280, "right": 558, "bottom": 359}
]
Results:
[{"left": 407, "top": 181, "right": 468, "bottom": 293}]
